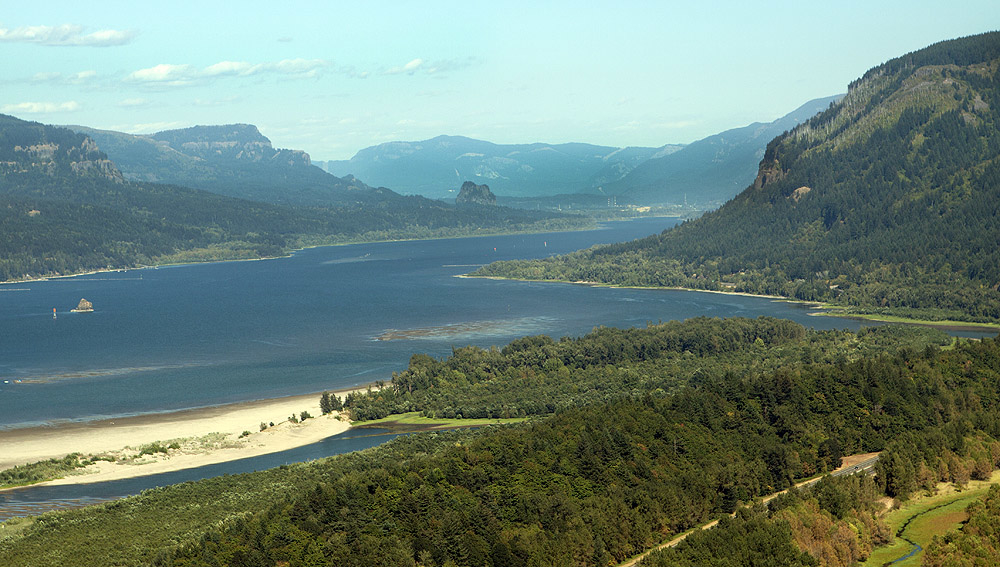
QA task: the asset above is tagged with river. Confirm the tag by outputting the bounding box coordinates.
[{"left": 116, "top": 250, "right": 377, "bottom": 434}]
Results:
[
  {"left": 0, "top": 217, "right": 986, "bottom": 518},
  {"left": 0, "top": 216, "right": 891, "bottom": 430}
]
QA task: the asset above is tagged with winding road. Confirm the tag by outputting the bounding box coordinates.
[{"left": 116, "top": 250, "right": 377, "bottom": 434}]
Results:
[{"left": 618, "top": 452, "right": 881, "bottom": 567}]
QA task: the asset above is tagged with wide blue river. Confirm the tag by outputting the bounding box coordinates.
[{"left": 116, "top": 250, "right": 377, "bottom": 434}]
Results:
[
  {"left": 2, "top": 217, "right": 981, "bottom": 518},
  {"left": 0, "top": 216, "right": 881, "bottom": 430}
]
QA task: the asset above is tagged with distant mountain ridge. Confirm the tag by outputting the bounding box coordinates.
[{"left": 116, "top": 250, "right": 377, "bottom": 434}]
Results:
[
  {"left": 320, "top": 97, "right": 839, "bottom": 207},
  {"left": 598, "top": 95, "right": 843, "bottom": 206},
  {"left": 318, "top": 135, "right": 673, "bottom": 199},
  {"left": 150, "top": 124, "right": 312, "bottom": 167},
  {"left": 0, "top": 115, "right": 587, "bottom": 282},
  {"left": 475, "top": 31, "right": 1000, "bottom": 323},
  {"left": 0, "top": 114, "right": 122, "bottom": 183},
  {"left": 71, "top": 124, "right": 383, "bottom": 207}
]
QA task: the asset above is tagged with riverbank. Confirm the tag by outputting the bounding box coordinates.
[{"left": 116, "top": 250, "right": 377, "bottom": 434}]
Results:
[
  {"left": 860, "top": 470, "right": 1000, "bottom": 567},
  {"left": 0, "top": 387, "right": 377, "bottom": 488},
  {"left": 461, "top": 274, "right": 1000, "bottom": 334},
  {"left": 0, "top": 216, "right": 600, "bottom": 287}
]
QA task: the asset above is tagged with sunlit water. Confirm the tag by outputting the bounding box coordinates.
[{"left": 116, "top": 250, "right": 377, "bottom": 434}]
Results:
[
  {"left": 1, "top": 217, "right": 989, "bottom": 518},
  {"left": 0, "top": 216, "right": 888, "bottom": 430}
]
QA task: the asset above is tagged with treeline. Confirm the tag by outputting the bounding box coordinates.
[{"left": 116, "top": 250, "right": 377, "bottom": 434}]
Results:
[
  {"left": 2, "top": 323, "right": 999, "bottom": 566},
  {"left": 474, "top": 33, "right": 1000, "bottom": 323},
  {"left": 343, "top": 318, "right": 947, "bottom": 421},
  {"left": 144, "top": 333, "right": 1000, "bottom": 567},
  {"left": 647, "top": 473, "right": 890, "bottom": 567},
  {"left": 0, "top": 172, "right": 587, "bottom": 282},
  {"left": 924, "top": 484, "right": 1000, "bottom": 565},
  {"left": 0, "top": 113, "right": 590, "bottom": 282}
]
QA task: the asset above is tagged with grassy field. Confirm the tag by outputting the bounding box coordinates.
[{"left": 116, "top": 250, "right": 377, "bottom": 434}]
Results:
[
  {"left": 811, "top": 308, "right": 1000, "bottom": 333},
  {"left": 357, "top": 411, "right": 528, "bottom": 431},
  {"left": 861, "top": 473, "right": 1000, "bottom": 567}
]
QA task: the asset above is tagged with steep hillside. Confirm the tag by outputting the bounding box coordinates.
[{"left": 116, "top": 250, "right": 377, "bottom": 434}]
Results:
[
  {"left": 72, "top": 124, "right": 383, "bottom": 206},
  {"left": 475, "top": 32, "right": 1000, "bottom": 323},
  {"left": 1, "top": 116, "right": 587, "bottom": 282},
  {"left": 0, "top": 115, "right": 122, "bottom": 182},
  {"left": 598, "top": 95, "right": 842, "bottom": 207},
  {"left": 319, "top": 135, "right": 669, "bottom": 198}
]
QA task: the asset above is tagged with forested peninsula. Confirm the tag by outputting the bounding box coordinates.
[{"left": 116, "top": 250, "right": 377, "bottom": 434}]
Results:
[
  {"left": 473, "top": 32, "right": 1000, "bottom": 325},
  {"left": 6, "top": 317, "right": 1000, "bottom": 566}
]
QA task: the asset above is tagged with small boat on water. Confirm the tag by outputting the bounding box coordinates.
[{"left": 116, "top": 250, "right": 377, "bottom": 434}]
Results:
[{"left": 70, "top": 298, "right": 94, "bottom": 313}]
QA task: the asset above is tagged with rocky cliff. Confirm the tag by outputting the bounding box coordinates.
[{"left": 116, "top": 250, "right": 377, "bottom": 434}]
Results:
[
  {"left": 151, "top": 124, "right": 312, "bottom": 166},
  {"left": 455, "top": 181, "right": 497, "bottom": 206},
  {"left": 71, "top": 123, "right": 383, "bottom": 207},
  {"left": 0, "top": 114, "right": 123, "bottom": 183}
]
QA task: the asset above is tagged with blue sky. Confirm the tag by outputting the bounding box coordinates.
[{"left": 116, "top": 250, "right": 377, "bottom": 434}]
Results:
[{"left": 2, "top": 1, "right": 997, "bottom": 160}]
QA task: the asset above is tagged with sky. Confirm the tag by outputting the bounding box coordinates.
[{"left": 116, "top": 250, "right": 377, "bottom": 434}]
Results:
[{"left": 2, "top": 1, "right": 998, "bottom": 160}]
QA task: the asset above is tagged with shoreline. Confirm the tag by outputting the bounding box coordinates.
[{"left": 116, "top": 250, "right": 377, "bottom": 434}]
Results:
[
  {"left": 460, "top": 274, "right": 1000, "bottom": 333},
  {"left": 0, "top": 385, "right": 378, "bottom": 489},
  {"left": 0, "top": 217, "right": 607, "bottom": 287}
]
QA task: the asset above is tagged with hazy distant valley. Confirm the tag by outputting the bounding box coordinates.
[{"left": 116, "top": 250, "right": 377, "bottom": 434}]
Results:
[{"left": 3, "top": 27, "right": 1000, "bottom": 567}]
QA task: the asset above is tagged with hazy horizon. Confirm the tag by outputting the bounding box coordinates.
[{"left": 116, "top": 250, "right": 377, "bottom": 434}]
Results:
[{"left": 2, "top": 0, "right": 998, "bottom": 160}]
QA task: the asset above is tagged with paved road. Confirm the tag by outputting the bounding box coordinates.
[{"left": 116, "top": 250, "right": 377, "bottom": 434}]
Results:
[
  {"left": 617, "top": 452, "right": 881, "bottom": 567},
  {"left": 831, "top": 455, "right": 880, "bottom": 477}
]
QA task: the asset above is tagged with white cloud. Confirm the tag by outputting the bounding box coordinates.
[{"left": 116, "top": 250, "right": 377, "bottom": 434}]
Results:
[
  {"left": 2, "top": 101, "right": 80, "bottom": 113},
  {"left": 383, "top": 56, "right": 482, "bottom": 76},
  {"left": 268, "top": 58, "right": 327, "bottom": 75},
  {"left": 122, "top": 121, "right": 186, "bottom": 134},
  {"left": 128, "top": 63, "right": 197, "bottom": 86},
  {"left": 31, "top": 71, "right": 61, "bottom": 82},
  {"left": 28, "top": 70, "right": 98, "bottom": 85},
  {"left": 0, "top": 24, "right": 135, "bottom": 46},
  {"left": 127, "top": 59, "right": 330, "bottom": 88},
  {"left": 385, "top": 58, "right": 424, "bottom": 75},
  {"left": 202, "top": 61, "right": 255, "bottom": 77}
]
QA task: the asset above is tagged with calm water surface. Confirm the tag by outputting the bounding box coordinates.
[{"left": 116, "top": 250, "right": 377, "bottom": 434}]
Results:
[
  {"left": 0, "top": 217, "right": 877, "bottom": 429},
  {"left": 0, "top": 217, "right": 989, "bottom": 517},
  {"left": 0, "top": 427, "right": 400, "bottom": 521}
]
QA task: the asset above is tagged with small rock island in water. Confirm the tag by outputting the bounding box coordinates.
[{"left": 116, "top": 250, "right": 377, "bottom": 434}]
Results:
[{"left": 70, "top": 298, "right": 94, "bottom": 313}]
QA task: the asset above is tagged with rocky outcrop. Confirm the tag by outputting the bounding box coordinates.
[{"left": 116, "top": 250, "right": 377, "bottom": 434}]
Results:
[
  {"left": 0, "top": 115, "right": 124, "bottom": 183},
  {"left": 455, "top": 181, "right": 497, "bottom": 206},
  {"left": 152, "top": 124, "right": 311, "bottom": 165},
  {"left": 71, "top": 298, "right": 93, "bottom": 313}
]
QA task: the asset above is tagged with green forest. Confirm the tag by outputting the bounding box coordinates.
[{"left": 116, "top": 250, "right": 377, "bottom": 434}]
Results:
[
  {"left": 6, "top": 31, "right": 1000, "bottom": 567},
  {"left": 473, "top": 32, "right": 1000, "bottom": 324},
  {"left": 3, "top": 316, "right": 1000, "bottom": 567},
  {"left": 0, "top": 114, "right": 589, "bottom": 283}
]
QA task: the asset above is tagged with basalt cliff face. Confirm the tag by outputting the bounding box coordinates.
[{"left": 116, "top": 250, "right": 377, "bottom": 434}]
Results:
[
  {"left": 71, "top": 123, "right": 382, "bottom": 206},
  {"left": 0, "top": 114, "right": 123, "bottom": 183},
  {"left": 455, "top": 181, "right": 497, "bottom": 206},
  {"left": 150, "top": 124, "right": 312, "bottom": 167}
]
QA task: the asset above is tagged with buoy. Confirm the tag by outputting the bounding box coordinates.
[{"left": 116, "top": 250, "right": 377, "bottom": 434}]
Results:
[{"left": 53, "top": 307, "right": 57, "bottom": 319}]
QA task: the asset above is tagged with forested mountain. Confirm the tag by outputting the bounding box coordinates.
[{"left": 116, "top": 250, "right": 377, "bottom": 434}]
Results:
[
  {"left": 5, "top": 317, "right": 1000, "bottom": 567},
  {"left": 476, "top": 32, "right": 1000, "bottom": 323},
  {"left": 72, "top": 124, "right": 387, "bottom": 207},
  {"left": 320, "top": 97, "right": 838, "bottom": 207},
  {"left": 0, "top": 114, "right": 121, "bottom": 182},
  {"left": 0, "top": 115, "right": 586, "bottom": 281},
  {"left": 597, "top": 95, "right": 842, "bottom": 207},
  {"left": 318, "top": 135, "right": 671, "bottom": 199}
]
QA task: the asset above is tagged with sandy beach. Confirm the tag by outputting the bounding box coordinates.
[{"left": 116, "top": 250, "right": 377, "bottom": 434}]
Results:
[{"left": 0, "top": 388, "right": 372, "bottom": 487}]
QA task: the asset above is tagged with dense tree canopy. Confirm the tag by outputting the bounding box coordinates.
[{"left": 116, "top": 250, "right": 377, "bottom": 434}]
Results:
[{"left": 475, "top": 32, "right": 1000, "bottom": 323}]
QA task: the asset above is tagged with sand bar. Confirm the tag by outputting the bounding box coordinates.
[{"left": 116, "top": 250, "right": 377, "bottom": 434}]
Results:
[{"left": 0, "top": 388, "right": 372, "bottom": 487}]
